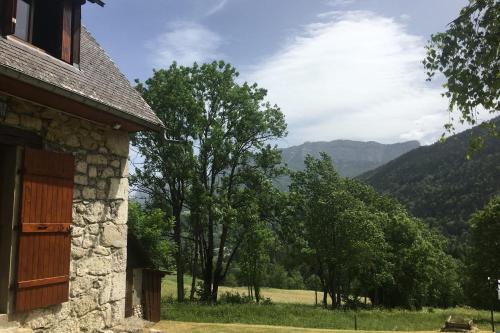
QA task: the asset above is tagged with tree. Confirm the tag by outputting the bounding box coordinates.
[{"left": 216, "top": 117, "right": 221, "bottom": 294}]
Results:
[
  {"left": 132, "top": 63, "right": 198, "bottom": 302},
  {"left": 128, "top": 201, "right": 174, "bottom": 270},
  {"left": 424, "top": 0, "right": 499, "bottom": 152},
  {"left": 239, "top": 216, "right": 273, "bottom": 303},
  {"left": 287, "top": 153, "right": 462, "bottom": 309},
  {"left": 465, "top": 196, "right": 500, "bottom": 310},
  {"left": 289, "top": 154, "right": 389, "bottom": 308},
  {"left": 136, "top": 60, "right": 286, "bottom": 303}
]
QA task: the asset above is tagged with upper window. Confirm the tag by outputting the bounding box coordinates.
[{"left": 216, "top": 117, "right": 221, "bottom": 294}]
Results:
[
  {"left": 13, "top": 0, "right": 30, "bottom": 41},
  {"left": 3, "top": 0, "right": 81, "bottom": 64}
]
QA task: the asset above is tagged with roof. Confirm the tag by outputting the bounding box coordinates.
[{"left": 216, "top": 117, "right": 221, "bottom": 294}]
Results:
[{"left": 0, "top": 27, "right": 162, "bottom": 131}]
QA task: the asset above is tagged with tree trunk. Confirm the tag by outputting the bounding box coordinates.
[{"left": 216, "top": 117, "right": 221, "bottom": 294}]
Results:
[
  {"left": 255, "top": 285, "right": 260, "bottom": 303},
  {"left": 202, "top": 209, "right": 214, "bottom": 302},
  {"left": 189, "top": 239, "right": 199, "bottom": 301},
  {"left": 173, "top": 206, "right": 184, "bottom": 302},
  {"left": 323, "top": 288, "right": 328, "bottom": 308}
]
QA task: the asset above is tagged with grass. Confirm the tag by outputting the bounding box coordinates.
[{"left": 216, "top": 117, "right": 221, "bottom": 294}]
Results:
[
  {"left": 161, "top": 302, "right": 499, "bottom": 331},
  {"left": 161, "top": 275, "right": 499, "bottom": 331},
  {"left": 154, "top": 321, "right": 438, "bottom": 333},
  {"left": 162, "top": 274, "right": 318, "bottom": 305}
]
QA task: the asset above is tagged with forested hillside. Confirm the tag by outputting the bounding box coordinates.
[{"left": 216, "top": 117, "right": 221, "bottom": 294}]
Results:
[
  {"left": 281, "top": 140, "right": 420, "bottom": 177},
  {"left": 360, "top": 118, "right": 500, "bottom": 238}
]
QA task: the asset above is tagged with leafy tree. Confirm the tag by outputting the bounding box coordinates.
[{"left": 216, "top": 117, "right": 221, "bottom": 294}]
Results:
[
  {"left": 424, "top": 0, "right": 499, "bottom": 151},
  {"left": 239, "top": 216, "right": 273, "bottom": 303},
  {"left": 288, "top": 154, "right": 462, "bottom": 309},
  {"left": 133, "top": 63, "right": 197, "bottom": 302},
  {"left": 289, "top": 154, "right": 389, "bottom": 308},
  {"left": 128, "top": 201, "right": 174, "bottom": 270},
  {"left": 465, "top": 196, "right": 500, "bottom": 310}
]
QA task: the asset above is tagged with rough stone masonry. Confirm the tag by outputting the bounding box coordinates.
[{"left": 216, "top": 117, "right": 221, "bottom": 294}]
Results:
[{"left": 1, "top": 95, "right": 130, "bottom": 333}]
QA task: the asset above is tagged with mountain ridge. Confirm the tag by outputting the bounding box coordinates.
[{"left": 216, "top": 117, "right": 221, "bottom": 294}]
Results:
[
  {"left": 359, "top": 118, "right": 500, "bottom": 237},
  {"left": 280, "top": 139, "right": 420, "bottom": 178}
]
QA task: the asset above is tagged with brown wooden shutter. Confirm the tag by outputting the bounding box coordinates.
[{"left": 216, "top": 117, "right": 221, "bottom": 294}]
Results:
[
  {"left": 15, "top": 147, "right": 74, "bottom": 312},
  {"left": 2, "top": 0, "right": 16, "bottom": 35}
]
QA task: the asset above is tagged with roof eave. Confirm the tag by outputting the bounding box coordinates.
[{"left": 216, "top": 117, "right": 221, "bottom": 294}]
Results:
[{"left": 0, "top": 65, "right": 164, "bottom": 132}]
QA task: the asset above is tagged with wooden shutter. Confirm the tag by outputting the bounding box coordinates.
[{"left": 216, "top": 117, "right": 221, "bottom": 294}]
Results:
[
  {"left": 61, "top": 0, "right": 73, "bottom": 63},
  {"left": 142, "top": 270, "right": 164, "bottom": 322},
  {"left": 15, "top": 147, "right": 74, "bottom": 312},
  {"left": 2, "top": 0, "right": 16, "bottom": 35}
]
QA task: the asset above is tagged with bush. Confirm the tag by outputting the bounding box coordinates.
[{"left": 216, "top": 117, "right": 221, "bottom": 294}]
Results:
[{"left": 218, "top": 291, "right": 253, "bottom": 304}]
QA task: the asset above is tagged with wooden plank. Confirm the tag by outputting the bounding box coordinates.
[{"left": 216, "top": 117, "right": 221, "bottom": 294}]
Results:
[
  {"left": 125, "top": 269, "right": 133, "bottom": 317},
  {"left": 21, "top": 223, "right": 71, "bottom": 233},
  {"left": 71, "top": 0, "right": 81, "bottom": 64},
  {"left": 61, "top": 0, "right": 72, "bottom": 63},
  {"left": 23, "top": 148, "right": 74, "bottom": 179},
  {"left": 0, "top": 124, "right": 43, "bottom": 147},
  {"left": 18, "top": 275, "right": 68, "bottom": 289}
]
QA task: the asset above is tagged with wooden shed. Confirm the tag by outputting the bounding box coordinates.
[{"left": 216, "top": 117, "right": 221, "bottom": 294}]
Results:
[{"left": 125, "top": 234, "right": 167, "bottom": 322}]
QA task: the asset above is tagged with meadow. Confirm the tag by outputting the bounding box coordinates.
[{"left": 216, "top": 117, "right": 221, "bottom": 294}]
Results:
[{"left": 160, "top": 275, "right": 500, "bottom": 332}]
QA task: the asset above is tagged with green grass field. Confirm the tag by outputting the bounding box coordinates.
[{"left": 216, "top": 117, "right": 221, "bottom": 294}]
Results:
[
  {"left": 161, "top": 275, "right": 499, "bottom": 332},
  {"left": 162, "top": 274, "right": 318, "bottom": 304}
]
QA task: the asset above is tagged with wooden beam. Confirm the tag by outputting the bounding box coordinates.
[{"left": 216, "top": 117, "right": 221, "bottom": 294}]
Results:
[
  {"left": 61, "top": 0, "right": 72, "bottom": 63},
  {"left": 71, "top": 0, "right": 81, "bottom": 65},
  {"left": 17, "top": 275, "right": 68, "bottom": 289},
  {"left": 0, "top": 123, "right": 42, "bottom": 147},
  {"left": 21, "top": 223, "right": 71, "bottom": 233}
]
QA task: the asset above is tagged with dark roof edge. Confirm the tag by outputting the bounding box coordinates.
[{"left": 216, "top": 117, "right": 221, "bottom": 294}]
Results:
[{"left": 0, "top": 65, "right": 163, "bottom": 132}]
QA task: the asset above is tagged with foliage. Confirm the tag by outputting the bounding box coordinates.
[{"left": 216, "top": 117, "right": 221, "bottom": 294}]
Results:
[
  {"left": 218, "top": 291, "right": 254, "bottom": 304},
  {"left": 465, "top": 196, "right": 500, "bottom": 310},
  {"left": 133, "top": 63, "right": 198, "bottom": 302},
  {"left": 360, "top": 118, "right": 500, "bottom": 257},
  {"left": 424, "top": 0, "right": 499, "bottom": 151},
  {"left": 287, "top": 154, "right": 462, "bottom": 309},
  {"left": 128, "top": 201, "right": 174, "bottom": 270},
  {"left": 239, "top": 217, "right": 274, "bottom": 302},
  {"left": 135, "top": 60, "right": 287, "bottom": 303}
]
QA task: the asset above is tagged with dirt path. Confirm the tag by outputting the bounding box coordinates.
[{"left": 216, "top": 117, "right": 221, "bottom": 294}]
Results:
[{"left": 154, "top": 321, "right": 441, "bottom": 333}]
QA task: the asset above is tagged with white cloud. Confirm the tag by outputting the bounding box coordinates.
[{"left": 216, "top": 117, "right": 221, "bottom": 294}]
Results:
[
  {"left": 205, "top": 0, "right": 228, "bottom": 16},
  {"left": 324, "top": 0, "right": 355, "bottom": 7},
  {"left": 246, "top": 11, "right": 453, "bottom": 146},
  {"left": 147, "top": 21, "right": 223, "bottom": 68}
]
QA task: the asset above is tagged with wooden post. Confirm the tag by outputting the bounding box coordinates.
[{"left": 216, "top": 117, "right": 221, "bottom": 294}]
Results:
[{"left": 488, "top": 277, "right": 495, "bottom": 333}]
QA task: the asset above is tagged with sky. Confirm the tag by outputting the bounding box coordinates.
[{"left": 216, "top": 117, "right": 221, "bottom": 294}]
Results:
[{"left": 82, "top": 0, "right": 475, "bottom": 147}]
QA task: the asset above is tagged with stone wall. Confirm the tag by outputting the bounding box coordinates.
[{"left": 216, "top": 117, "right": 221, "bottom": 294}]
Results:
[{"left": 0, "top": 95, "right": 130, "bottom": 333}]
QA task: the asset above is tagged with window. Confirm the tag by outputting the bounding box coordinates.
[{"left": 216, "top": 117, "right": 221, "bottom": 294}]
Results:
[
  {"left": 31, "top": 0, "right": 64, "bottom": 58},
  {"left": 4, "top": 0, "right": 81, "bottom": 64},
  {"left": 13, "top": 0, "right": 30, "bottom": 41}
]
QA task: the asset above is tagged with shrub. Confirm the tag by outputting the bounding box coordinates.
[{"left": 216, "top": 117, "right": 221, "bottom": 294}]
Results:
[{"left": 218, "top": 291, "right": 253, "bottom": 304}]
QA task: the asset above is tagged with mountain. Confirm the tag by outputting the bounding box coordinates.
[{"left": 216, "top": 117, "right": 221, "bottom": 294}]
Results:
[
  {"left": 360, "top": 119, "right": 500, "bottom": 238},
  {"left": 280, "top": 140, "right": 420, "bottom": 177},
  {"left": 274, "top": 140, "right": 420, "bottom": 192}
]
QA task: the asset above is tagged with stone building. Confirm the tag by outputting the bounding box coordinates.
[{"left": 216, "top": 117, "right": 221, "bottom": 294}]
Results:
[{"left": 0, "top": 0, "right": 162, "bottom": 332}]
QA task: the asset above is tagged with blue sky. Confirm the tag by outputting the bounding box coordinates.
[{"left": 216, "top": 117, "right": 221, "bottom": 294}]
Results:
[{"left": 83, "top": 0, "right": 474, "bottom": 147}]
